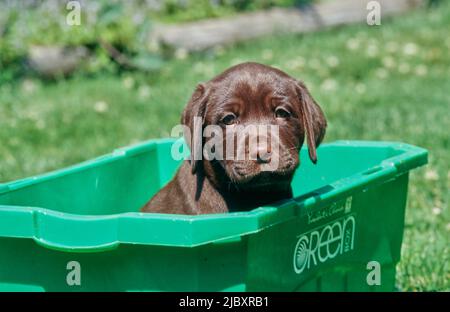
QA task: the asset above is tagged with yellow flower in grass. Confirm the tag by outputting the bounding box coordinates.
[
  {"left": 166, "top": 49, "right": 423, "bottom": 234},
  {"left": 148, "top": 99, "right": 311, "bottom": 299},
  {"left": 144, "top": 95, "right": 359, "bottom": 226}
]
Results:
[
  {"left": 94, "top": 101, "right": 109, "bottom": 114},
  {"left": 122, "top": 76, "right": 135, "bottom": 89},
  {"left": 230, "top": 58, "right": 245, "bottom": 66},
  {"left": 366, "top": 44, "right": 379, "bottom": 58},
  {"left": 382, "top": 56, "right": 396, "bottom": 69},
  {"left": 403, "top": 43, "right": 419, "bottom": 56},
  {"left": 326, "top": 56, "right": 340, "bottom": 68},
  {"left": 22, "top": 79, "right": 37, "bottom": 94},
  {"left": 398, "top": 63, "right": 411, "bottom": 74},
  {"left": 425, "top": 168, "right": 439, "bottom": 181},
  {"left": 346, "top": 38, "right": 360, "bottom": 51},
  {"left": 309, "top": 58, "right": 322, "bottom": 70},
  {"left": 138, "top": 85, "right": 151, "bottom": 99},
  {"left": 432, "top": 207, "right": 442, "bottom": 215},
  {"left": 375, "top": 68, "right": 388, "bottom": 79},
  {"left": 414, "top": 65, "right": 428, "bottom": 76},
  {"left": 262, "top": 49, "right": 274, "bottom": 61},
  {"left": 320, "top": 79, "right": 337, "bottom": 91},
  {"left": 175, "top": 48, "right": 188, "bottom": 60},
  {"left": 285, "top": 57, "right": 305, "bottom": 70},
  {"left": 386, "top": 41, "right": 399, "bottom": 53},
  {"left": 214, "top": 45, "right": 225, "bottom": 56},
  {"left": 355, "top": 83, "right": 367, "bottom": 94}
]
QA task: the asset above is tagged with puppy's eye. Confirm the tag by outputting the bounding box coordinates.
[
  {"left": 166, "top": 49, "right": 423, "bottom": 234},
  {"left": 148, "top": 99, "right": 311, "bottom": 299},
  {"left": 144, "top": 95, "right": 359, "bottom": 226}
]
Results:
[
  {"left": 221, "top": 113, "right": 237, "bottom": 125},
  {"left": 275, "top": 107, "right": 291, "bottom": 119}
]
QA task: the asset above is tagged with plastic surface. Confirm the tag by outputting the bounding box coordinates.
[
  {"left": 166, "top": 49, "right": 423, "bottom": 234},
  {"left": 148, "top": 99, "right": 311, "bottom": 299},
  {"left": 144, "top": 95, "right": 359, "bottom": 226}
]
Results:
[{"left": 0, "top": 139, "right": 427, "bottom": 291}]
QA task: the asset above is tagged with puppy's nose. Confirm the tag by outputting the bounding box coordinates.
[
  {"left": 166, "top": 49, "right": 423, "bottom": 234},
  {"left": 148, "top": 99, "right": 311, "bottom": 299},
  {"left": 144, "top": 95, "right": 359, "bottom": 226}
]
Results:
[{"left": 256, "top": 147, "right": 272, "bottom": 164}]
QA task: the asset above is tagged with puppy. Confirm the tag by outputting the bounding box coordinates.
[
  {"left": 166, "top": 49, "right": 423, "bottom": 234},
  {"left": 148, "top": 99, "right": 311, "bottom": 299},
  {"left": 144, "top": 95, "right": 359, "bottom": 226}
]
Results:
[{"left": 141, "top": 62, "right": 326, "bottom": 215}]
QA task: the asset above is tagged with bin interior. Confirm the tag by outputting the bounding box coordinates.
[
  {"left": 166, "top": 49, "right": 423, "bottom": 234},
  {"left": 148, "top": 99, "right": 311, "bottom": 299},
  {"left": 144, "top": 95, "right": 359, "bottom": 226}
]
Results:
[{"left": 0, "top": 140, "right": 404, "bottom": 216}]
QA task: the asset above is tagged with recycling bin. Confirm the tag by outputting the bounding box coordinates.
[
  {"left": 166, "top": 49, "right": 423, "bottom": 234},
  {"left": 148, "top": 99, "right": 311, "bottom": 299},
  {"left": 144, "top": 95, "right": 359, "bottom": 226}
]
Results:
[{"left": 0, "top": 139, "right": 427, "bottom": 291}]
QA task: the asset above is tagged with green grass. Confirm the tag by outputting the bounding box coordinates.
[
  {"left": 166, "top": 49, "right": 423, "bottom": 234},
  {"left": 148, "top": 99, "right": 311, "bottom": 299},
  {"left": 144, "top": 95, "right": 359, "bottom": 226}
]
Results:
[
  {"left": 150, "top": 0, "right": 302, "bottom": 24},
  {"left": 1, "top": 4, "right": 449, "bottom": 291}
]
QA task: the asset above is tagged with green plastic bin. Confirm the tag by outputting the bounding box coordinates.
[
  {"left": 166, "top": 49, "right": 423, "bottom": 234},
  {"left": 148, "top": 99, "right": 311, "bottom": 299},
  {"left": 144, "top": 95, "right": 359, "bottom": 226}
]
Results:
[{"left": 0, "top": 139, "right": 427, "bottom": 291}]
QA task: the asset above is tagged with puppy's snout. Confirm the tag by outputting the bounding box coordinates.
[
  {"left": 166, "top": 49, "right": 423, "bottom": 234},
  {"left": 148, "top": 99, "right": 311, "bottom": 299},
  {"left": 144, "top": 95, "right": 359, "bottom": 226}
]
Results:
[
  {"left": 256, "top": 145, "right": 272, "bottom": 164},
  {"left": 256, "top": 151, "right": 272, "bottom": 164},
  {"left": 234, "top": 125, "right": 279, "bottom": 165},
  {"left": 248, "top": 135, "right": 272, "bottom": 163}
]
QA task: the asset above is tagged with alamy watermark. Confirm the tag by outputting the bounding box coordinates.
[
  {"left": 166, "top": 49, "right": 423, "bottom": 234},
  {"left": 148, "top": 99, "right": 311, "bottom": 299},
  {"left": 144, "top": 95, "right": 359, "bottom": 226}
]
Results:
[
  {"left": 367, "top": 1, "right": 382, "bottom": 26},
  {"left": 170, "top": 118, "right": 281, "bottom": 172},
  {"left": 367, "top": 260, "right": 381, "bottom": 286},
  {"left": 66, "top": 260, "right": 81, "bottom": 286},
  {"left": 66, "top": 1, "right": 81, "bottom": 26}
]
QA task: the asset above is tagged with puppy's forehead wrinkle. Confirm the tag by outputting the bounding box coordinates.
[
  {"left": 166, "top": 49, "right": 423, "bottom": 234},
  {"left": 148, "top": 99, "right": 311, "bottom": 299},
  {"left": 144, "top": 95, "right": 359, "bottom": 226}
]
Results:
[
  {"left": 205, "top": 63, "right": 301, "bottom": 123},
  {"left": 214, "top": 78, "right": 287, "bottom": 103},
  {"left": 232, "top": 72, "right": 281, "bottom": 92},
  {"left": 212, "top": 66, "right": 286, "bottom": 89}
]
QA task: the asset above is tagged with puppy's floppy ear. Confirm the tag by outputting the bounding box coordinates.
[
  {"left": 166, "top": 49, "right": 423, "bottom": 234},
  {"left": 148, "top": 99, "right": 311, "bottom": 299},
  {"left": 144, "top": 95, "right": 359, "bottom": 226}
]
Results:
[
  {"left": 181, "top": 83, "right": 210, "bottom": 174},
  {"left": 295, "top": 80, "right": 327, "bottom": 164}
]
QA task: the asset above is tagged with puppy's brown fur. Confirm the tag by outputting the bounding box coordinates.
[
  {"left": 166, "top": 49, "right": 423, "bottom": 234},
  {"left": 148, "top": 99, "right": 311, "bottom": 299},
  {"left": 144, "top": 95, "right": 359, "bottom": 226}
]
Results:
[{"left": 141, "top": 62, "right": 326, "bottom": 214}]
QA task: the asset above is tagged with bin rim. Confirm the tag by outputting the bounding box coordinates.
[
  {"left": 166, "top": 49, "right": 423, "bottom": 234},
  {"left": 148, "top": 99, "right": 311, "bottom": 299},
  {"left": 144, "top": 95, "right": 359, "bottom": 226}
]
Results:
[{"left": 0, "top": 139, "right": 428, "bottom": 251}]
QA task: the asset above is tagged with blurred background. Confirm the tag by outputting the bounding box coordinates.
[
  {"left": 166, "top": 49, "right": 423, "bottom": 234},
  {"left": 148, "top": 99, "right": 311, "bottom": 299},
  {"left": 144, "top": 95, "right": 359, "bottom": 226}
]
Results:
[{"left": 0, "top": 0, "right": 448, "bottom": 290}]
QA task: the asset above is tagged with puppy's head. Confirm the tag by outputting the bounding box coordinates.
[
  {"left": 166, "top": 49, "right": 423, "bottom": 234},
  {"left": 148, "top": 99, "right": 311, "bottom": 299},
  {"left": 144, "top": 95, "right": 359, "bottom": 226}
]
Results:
[{"left": 182, "top": 62, "right": 326, "bottom": 191}]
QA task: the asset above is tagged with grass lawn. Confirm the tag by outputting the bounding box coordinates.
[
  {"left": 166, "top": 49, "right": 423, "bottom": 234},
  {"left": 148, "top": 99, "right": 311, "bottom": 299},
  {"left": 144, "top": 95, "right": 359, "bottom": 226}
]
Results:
[{"left": 0, "top": 3, "right": 449, "bottom": 290}]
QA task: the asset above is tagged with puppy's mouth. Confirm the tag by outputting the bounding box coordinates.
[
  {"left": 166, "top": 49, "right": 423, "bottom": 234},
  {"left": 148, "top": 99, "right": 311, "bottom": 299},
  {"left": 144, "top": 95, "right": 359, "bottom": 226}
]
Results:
[{"left": 227, "top": 162, "right": 296, "bottom": 191}]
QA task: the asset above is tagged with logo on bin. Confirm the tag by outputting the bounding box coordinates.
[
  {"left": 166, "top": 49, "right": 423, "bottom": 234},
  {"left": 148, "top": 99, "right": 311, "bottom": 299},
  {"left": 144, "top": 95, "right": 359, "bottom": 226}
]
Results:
[{"left": 293, "top": 214, "right": 356, "bottom": 274}]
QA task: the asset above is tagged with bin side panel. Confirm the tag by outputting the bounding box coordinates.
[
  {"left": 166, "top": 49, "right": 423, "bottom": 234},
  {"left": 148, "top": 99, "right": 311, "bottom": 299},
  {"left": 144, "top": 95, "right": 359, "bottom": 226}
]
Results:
[
  {"left": 0, "top": 237, "right": 248, "bottom": 291},
  {"left": 0, "top": 150, "right": 160, "bottom": 215},
  {"left": 0, "top": 238, "right": 201, "bottom": 291},
  {"left": 291, "top": 146, "right": 396, "bottom": 197},
  {"left": 196, "top": 239, "right": 248, "bottom": 291},
  {"left": 246, "top": 174, "right": 409, "bottom": 291}
]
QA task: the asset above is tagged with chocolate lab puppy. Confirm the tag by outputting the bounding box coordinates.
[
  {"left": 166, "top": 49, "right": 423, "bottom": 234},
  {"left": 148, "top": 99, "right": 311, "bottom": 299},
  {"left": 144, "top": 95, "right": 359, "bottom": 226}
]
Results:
[{"left": 141, "top": 62, "right": 326, "bottom": 215}]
